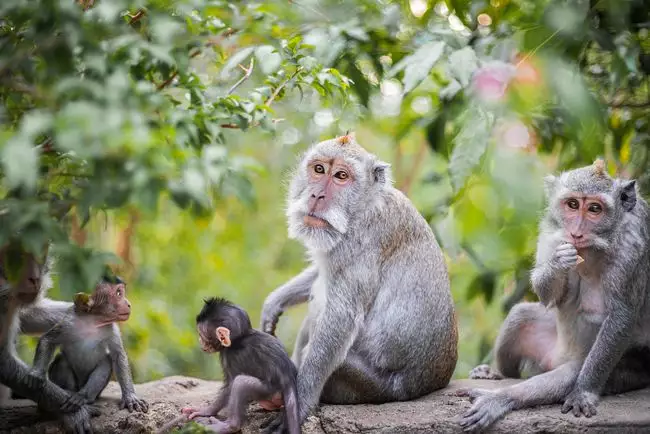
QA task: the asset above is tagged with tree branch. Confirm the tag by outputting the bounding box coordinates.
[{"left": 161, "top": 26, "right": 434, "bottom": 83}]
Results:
[
  {"left": 609, "top": 100, "right": 650, "bottom": 109},
  {"left": 226, "top": 58, "right": 255, "bottom": 95},
  {"left": 128, "top": 9, "right": 146, "bottom": 25},
  {"left": 265, "top": 67, "right": 303, "bottom": 106}
]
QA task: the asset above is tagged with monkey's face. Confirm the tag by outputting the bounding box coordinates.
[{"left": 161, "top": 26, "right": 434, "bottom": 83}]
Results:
[
  {"left": 197, "top": 322, "right": 228, "bottom": 353},
  {"left": 86, "top": 283, "right": 132, "bottom": 324},
  {"left": 0, "top": 247, "right": 49, "bottom": 304},
  {"left": 545, "top": 164, "right": 636, "bottom": 251},
  {"left": 286, "top": 138, "right": 386, "bottom": 252}
]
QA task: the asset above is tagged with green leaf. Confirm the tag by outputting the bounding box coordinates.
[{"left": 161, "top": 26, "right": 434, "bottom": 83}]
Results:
[
  {"left": 447, "top": 47, "right": 478, "bottom": 87},
  {"left": 388, "top": 41, "right": 445, "bottom": 94},
  {"left": 448, "top": 106, "right": 495, "bottom": 193},
  {"left": 255, "top": 45, "right": 282, "bottom": 75},
  {"left": 2, "top": 137, "right": 38, "bottom": 192}
]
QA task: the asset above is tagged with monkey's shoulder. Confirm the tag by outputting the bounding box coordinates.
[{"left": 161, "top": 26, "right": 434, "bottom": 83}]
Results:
[{"left": 221, "top": 331, "right": 297, "bottom": 388}]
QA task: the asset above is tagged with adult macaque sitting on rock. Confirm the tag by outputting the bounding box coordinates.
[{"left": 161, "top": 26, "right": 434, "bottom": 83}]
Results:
[{"left": 260, "top": 133, "right": 459, "bottom": 431}]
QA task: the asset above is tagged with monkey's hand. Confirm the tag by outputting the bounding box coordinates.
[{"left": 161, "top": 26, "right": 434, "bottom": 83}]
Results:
[
  {"left": 120, "top": 393, "right": 149, "bottom": 413},
  {"left": 561, "top": 388, "right": 599, "bottom": 418},
  {"left": 260, "top": 299, "right": 283, "bottom": 336},
  {"left": 181, "top": 405, "right": 218, "bottom": 420},
  {"left": 553, "top": 243, "right": 579, "bottom": 270},
  {"left": 60, "top": 404, "right": 101, "bottom": 434}
]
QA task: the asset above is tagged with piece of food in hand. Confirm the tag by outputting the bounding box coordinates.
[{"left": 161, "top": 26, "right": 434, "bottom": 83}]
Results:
[{"left": 576, "top": 255, "right": 584, "bottom": 265}]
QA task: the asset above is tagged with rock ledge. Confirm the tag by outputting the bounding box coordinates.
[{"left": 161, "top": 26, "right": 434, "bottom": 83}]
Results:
[{"left": 2, "top": 377, "right": 650, "bottom": 433}]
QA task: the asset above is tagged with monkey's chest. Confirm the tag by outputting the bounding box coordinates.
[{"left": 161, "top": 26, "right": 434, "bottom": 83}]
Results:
[{"left": 576, "top": 277, "right": 606, "bottom": 324}]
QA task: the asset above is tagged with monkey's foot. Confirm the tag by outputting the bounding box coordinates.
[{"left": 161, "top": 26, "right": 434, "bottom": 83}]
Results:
[
  {"left": 61, "top": 392, "right": 86, "bottom": 413},
  {"left": 199, "top": 417, "right": 239, "bottom": 434},
  {"left": 120, "top": 393, "right": 149, "bottom": 413},
  {"left": 258, "top": 392, "right": 284, "bottom": 411},
  {"left": 458, "top": 390, "right": 514, "bottom": 433},
  {"left": 561, "top": 389, "right": 599, "bottom": 418},
  {"left": 468, "top": 364, "right": 504, "bottom": 380}
]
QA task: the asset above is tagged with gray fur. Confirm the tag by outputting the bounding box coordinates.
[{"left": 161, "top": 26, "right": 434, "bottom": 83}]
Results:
[
  {"left": 0, "top": 249, "right": 98, "bottom": 433},
  {"left": 29, "top": 306, "right": 147, "bottom": 413},
  {"left": 460, "top": 162, "right": 650, "bottom": 432},
  {"left": 261, "top": 136, "right": 458, "bottom": 425}
]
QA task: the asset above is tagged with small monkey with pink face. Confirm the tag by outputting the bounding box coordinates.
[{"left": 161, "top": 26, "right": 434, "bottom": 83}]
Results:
[{"left": 29, "top": 277, "right": 148, "bottom": 413}]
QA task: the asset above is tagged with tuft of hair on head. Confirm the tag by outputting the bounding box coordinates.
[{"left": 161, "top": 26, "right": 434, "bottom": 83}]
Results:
[
  {"left": 336, "top": 130, "right": 355, "bottom": 146},
  {"left": 196, "top": 296, "right": 234, "bottom": 324},
  {"left": 592, "top": 158, "right": 606, "bottom": 177}
]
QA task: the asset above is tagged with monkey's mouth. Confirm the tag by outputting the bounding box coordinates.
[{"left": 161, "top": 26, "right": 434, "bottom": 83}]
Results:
[
  {"left": 116, "top": 312, "right": 130, "bottom": 321},
  {"left": 303, "top": 214, "right": 329, "bottom": 228}
]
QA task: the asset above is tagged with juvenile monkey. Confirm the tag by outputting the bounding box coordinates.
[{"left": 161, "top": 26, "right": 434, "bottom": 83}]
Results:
[
  {"left": 260, "top": 134, "right": 458, "bottom": 431},
  {"left": 29, "top": 278, "right": 148, "bottom": 413},
  {"left": 159, "top": 297, "right": 299, "bottom": 434},
  {"left": 0, "top": 244, "right": 99, "bottom": 433},
  {"left": 458, "top": 160, "right": 650, "bottom": 432}
]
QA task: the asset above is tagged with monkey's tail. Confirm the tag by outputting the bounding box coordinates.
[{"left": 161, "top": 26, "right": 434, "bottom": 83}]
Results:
[
  {"left": 155, "top": 414, "right": 188, "bottom": 434},
  {"left": 283, "top": 386, "right": 301, "bottom": 434}
]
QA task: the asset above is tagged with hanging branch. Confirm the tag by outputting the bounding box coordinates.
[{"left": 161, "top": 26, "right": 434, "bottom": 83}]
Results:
[{"left": 227, "top": 58, "right": 255, "bottom": 95}]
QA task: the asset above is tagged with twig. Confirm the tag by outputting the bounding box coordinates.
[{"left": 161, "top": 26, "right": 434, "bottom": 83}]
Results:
[
  {"left": 609, "top": 100, "right": 650, "bottom": 109},
  {"left": 220, "top": 118, "right": 285, "bottom": 129},
  {"left": 155, "top": 414, "right": 188, "bottom": 434},
  {"left": 227, "top": 58, "right": 255, "bottom": 95},
  {"left": 265, "top": 67, "right": 303, "bottom": 106},
  {"left": 128, "top": 9, "right": 146, "bottom": 25}
]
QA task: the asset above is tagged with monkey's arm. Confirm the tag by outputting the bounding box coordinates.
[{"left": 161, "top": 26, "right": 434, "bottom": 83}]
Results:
[
  {"left": 109, "top": 326, "right": 148, "bottom": 413},
  {"left": 260, "top": 265, "right": 318, "bottom": 335},
  {"left": 31, "top": 324, "right": 63, "bottom": 379},
  {"left": 530, "top": 238, "right": 575, "bottom": 307},
  {"left": 296, "top": 288, "right": 365, "bottom": 421},
  {"left": 19, "top": 298, "right": 72, "bottom": 335}
]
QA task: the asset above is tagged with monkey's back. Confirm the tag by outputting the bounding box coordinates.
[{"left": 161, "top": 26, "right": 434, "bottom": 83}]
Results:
[
  {"left": 352, "top": 187, "right": 458, "bottom": 396},
  {"left": 220, "top": 330, "right": 297, "bottom": 392}
]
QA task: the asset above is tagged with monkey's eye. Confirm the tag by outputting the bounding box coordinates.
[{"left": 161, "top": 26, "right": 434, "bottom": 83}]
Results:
[
  {"left": 334, "top": 171, "right": 348, "bottom": 180},
  {"left": 313, "top": 164, "right": 325, "bottom": 174},
  {"left": 566, "top": 199, "right": 580, "bottom": 210},
  {"left": 116, "top": 289, "right": 122, "bottom": 297},
  {"left": 587, "top": 203, "right": 602, "bottom": 214}
]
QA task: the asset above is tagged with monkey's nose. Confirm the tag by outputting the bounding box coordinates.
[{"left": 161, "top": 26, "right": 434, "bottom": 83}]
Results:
[{"left": 311, "top": 194, "right": 325, "bottom": 201}]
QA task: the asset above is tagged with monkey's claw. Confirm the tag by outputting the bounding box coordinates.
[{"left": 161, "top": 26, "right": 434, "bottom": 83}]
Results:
[
  {"left": 561, "top": 389, "right": 598, "bottom": 418},
  {"left": 468, "top": 365, "right": 504, "bottom": 380},
  {"left": 120, "top": 394, "right": 149, "bottom": 413}
]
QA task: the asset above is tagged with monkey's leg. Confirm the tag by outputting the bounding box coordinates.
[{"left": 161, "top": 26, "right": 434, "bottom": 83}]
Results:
[
  {"left": 603, "top": 347, "right": 650, "bottom": 395},
  {"left": 48, "top": 354, "right": 78, "bottom": 392},
  {"left": 203, "top": 375, "right": 274, "bottom": 434},
  {"left": 77, "top": 356, "right": 112, "bottom": 404},
  {"left": 493, "top": 302, "right": 557, "bottom": 379},
  {"left": 0, "top": 350, "right": 98, "bottom": 433},
  {"left": 320, "top": 354, "right": 393, "bottom": 404},
  {"left": 458, "top": 361, "right": 579, "bottom": 433}
]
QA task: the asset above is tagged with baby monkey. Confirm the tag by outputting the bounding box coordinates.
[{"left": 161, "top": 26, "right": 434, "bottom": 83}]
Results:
[
  {"left": 28, "top": 277, "right": 148, "bottom": 413},
  {"left": 162, "top": 298, "right": 299, "bottom": 434}
]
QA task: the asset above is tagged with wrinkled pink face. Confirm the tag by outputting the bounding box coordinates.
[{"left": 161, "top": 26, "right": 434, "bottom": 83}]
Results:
[
  {"left": 304, "top": 158, "right": 354, "bottom": 228},
  {"left": 562, "top": 195, "right": 606, "bottom": 249}
]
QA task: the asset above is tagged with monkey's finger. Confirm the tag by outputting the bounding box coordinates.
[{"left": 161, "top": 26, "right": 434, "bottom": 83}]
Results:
[
  {"left": 572, "top": 403, "right": 581, "bottom": 418},
  {"left": 88, "top": 405, "right": 101, "bottom": 417}
]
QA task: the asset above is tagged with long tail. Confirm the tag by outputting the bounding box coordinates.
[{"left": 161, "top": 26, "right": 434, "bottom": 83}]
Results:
[
  {"left": 155, "top": 414, "right": 188, "bottom": 434},
  {"left": 283, "top": 386, "right": 301, "bottom": 434}
]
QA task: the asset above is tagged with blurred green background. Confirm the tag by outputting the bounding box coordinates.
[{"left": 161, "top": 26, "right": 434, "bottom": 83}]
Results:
[{"left": 2, "top": 0, "right": 649, "bottom": 384}]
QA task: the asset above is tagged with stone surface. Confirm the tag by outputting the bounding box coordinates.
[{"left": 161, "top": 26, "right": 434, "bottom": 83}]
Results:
[{"left": 2, "top": 377, "right": 650, "bottom": 433}]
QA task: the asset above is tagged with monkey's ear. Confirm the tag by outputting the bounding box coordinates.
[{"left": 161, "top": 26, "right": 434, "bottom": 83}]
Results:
[
  {"left": 73, "top": 292, "right": 93, "bottom": 312},
  {"left": 216, "top": 326, "right": 232, "bottom": 347},
  {"left": 373, "top": 162, "right": 391, "bottom": 186},
  {"left": 543, "top": 175, "right": 557, "bottom": 199},
  {"left": 621, "top": 180, "right": 637, "bottom": 212}
]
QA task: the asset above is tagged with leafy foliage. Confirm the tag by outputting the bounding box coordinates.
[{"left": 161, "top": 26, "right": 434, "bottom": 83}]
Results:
[{"left": 5, "top": 0, "right": 650, "bottom": 381}]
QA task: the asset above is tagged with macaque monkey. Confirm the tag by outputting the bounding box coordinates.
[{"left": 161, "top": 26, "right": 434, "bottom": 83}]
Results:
[
  {"left": 0, "top": 243, "right": 99, "bottom": 433},
  {"left": 29, "top": 278, "right": 148, "bottom": 413},
  {"left": 458, "top": 160, "right": 650, "bottom": 432},
  {"left": 260, "top": 133, "right": 458, "bottom": 431},
  {"left": 158, "top": 297, "right": 299, "bottom": 434}
]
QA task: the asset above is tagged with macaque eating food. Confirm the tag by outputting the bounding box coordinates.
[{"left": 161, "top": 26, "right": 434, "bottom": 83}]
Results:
[
  {"left": 28, "top": 277, "right": 148, "bottom": 413},
  {"left": 158, "top": 297, "right": 299, "bottom": 434}
]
